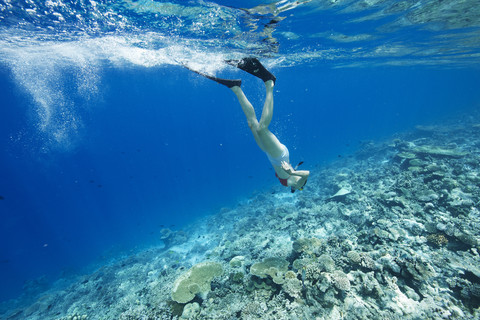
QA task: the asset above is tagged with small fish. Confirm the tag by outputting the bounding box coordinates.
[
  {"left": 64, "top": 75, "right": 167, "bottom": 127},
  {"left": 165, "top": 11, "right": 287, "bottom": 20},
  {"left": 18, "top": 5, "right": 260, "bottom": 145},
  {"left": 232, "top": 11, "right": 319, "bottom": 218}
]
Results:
[{"left": 0, "top": 195, "right": 4, "bottom": 200}]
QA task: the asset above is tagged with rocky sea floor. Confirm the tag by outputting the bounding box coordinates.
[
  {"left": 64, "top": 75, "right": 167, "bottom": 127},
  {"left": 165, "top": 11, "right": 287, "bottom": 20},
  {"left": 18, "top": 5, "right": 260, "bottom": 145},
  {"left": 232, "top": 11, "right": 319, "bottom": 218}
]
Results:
[{"left": 2, "top": 118, "right": 480, "bottom": 320}]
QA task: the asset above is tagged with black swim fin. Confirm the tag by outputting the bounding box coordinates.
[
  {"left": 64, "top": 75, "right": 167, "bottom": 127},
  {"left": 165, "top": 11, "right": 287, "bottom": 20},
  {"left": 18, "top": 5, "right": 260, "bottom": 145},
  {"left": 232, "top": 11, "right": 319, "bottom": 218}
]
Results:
[
  {"left": 183, "top": 64, "right": 241, "bottom": 88},
  {"left": 226, "top": 57, "right": 276, "bottom": 84}
]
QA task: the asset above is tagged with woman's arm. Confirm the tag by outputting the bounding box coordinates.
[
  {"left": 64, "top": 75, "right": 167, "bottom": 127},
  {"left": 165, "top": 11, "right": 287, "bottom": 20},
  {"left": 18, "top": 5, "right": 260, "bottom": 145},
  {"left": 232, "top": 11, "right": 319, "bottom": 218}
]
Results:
[
  {"left": 281, "top": 161, "right": 310, "bottom": 177},
  {"left": 290, "top": 169, "right": 310, "bottom": 177}
]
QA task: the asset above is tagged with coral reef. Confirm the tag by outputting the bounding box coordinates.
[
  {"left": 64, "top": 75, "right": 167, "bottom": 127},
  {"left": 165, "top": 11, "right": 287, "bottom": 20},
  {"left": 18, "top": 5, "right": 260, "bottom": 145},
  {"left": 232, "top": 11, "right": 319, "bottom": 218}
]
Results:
[
  {"left": 2, "top": 121, "right": 480, "bottom": 319},
  {"left": 171, "top": 261, "right": 223, "bottom": 304},
  {"left": 250, "top": 257, "right": 289, "bottom": 285}
]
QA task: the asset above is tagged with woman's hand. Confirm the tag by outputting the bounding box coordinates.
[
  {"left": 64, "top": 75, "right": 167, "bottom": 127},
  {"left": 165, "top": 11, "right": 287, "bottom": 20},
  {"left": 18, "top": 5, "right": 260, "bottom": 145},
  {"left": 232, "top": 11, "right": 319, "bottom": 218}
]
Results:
[{"left": 281, "top": 161, "right": 294, "bottom": 174}]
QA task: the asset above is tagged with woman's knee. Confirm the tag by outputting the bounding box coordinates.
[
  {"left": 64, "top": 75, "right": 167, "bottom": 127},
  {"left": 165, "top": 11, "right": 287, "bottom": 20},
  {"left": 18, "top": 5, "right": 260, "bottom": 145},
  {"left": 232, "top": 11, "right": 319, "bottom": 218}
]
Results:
[
  {"left": 247, "top": 120, "right": 260, "bottom": 131},
  {"left": 258, "top": 119, "right": 270, "bottom": 131}
]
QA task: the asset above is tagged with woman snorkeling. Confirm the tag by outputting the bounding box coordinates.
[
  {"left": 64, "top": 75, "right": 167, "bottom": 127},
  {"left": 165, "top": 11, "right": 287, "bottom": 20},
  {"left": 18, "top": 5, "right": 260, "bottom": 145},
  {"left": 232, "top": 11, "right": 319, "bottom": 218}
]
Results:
[{"left": 187, "top": 58, "right": 309, "bottom": 192}]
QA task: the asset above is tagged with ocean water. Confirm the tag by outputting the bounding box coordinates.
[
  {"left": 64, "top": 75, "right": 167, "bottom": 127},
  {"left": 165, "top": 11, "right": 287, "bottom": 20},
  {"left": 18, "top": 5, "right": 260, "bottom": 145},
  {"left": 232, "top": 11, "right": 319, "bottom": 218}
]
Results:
[{"left": 0, "top": 0, "right": 479, "bottom": 315}]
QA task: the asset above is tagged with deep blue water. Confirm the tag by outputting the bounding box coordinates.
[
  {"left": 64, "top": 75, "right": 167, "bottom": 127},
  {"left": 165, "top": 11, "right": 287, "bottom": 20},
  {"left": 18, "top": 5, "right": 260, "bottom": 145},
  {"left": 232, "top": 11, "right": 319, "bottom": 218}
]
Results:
[{"left": 1, "top": 0, "right": 480, "bottom": 304}]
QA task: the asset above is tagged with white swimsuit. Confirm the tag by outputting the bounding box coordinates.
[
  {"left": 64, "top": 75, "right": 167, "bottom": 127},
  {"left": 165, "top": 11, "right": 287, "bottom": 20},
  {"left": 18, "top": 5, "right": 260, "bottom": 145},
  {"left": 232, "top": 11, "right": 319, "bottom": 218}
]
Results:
[{"left": 266, "top": 144, "right": 290, "bottom": 167}]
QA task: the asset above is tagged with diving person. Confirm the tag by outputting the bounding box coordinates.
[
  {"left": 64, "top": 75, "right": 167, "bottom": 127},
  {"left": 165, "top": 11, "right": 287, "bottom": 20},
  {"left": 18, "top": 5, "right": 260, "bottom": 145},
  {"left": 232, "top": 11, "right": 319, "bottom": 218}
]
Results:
[{"left": 187, "top": 58, "right": 309, "bottom": 192}]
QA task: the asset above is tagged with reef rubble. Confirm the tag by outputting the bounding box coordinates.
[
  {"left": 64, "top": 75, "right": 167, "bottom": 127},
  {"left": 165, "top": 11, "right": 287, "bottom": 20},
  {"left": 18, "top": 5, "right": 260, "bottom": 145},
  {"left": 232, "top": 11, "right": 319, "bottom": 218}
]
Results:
[{"left": 1, "top": 121, "right": 480, "bottom": 320}]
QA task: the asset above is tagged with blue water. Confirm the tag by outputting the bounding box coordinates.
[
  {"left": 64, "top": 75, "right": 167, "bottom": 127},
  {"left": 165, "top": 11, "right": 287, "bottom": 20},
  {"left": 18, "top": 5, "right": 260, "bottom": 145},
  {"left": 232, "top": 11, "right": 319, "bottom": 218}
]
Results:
[{"left": 1, "top": 0, "right": 480, "bottom": 303}]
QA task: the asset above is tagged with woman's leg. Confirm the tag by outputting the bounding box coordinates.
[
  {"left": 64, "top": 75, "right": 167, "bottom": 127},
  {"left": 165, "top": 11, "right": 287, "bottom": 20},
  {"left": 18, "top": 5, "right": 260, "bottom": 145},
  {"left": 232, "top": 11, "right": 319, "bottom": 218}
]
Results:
[
  {"left": 259, "top": 80, "right": 274, "bottom": 129},
  {"left": 231, "top": 81, "right": 284, "bottom": 157},
  {"left": 230, "top": 86, "right": 265, "bottom": 151},
  {"left": 257, "top": 80, "right": 285, "bottom": 157}
]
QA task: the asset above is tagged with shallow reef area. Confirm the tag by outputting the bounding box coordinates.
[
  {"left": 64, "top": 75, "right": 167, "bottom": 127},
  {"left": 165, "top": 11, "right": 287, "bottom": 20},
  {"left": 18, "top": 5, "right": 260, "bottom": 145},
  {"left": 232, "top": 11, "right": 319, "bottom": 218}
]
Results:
[{"left": 2, "top": 118, "right": 480, "bottom": 320}]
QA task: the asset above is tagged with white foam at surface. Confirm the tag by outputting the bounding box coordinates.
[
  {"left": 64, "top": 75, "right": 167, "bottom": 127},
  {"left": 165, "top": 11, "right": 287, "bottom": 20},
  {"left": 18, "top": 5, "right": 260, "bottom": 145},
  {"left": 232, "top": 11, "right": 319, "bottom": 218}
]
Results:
[{"left": 0, "top": 30, "right": 227, "bottom": 151}]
